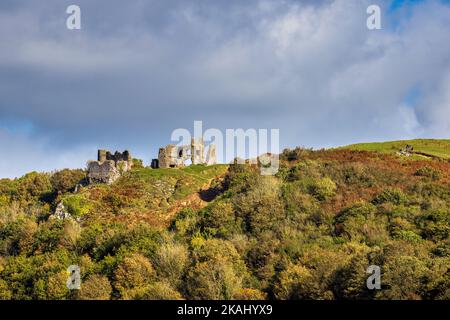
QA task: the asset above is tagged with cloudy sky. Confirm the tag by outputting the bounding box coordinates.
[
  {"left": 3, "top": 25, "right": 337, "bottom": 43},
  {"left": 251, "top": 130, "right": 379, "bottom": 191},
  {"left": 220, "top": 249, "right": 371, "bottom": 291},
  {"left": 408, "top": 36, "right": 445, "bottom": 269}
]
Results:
[{"left": 0, "top": 0, "right": 449, "bottom": 178}]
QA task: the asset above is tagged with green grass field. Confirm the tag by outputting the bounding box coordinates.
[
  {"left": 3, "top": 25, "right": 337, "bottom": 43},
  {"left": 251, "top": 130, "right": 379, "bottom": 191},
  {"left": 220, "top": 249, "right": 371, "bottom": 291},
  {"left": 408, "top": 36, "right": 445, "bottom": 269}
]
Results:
[{"left": 341, "top": 139, "right": 450, "bottom": 159}]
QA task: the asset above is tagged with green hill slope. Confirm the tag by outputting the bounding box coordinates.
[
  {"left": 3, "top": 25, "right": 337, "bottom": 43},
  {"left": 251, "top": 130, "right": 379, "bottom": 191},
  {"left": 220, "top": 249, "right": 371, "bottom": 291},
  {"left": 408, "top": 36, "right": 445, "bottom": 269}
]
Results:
[
  {"left": 341, "top": 139, "right": 450, "bottom": 159},
  {"left": 0, "top": 147, "right": 449, "bottom": 300}
]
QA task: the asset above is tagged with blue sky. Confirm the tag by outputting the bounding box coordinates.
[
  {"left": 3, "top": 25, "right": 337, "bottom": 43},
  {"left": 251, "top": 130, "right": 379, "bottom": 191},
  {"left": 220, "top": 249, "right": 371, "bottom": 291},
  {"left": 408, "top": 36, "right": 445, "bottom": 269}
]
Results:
[
  {"left": 390, "top": 0, "right": 450, "bottom": 10},
  {"left": 0, "top": 0, "right": 450, "bottom": 178},
  {"left": 390, "top": 0, "right": 425, "bottom": 10}
]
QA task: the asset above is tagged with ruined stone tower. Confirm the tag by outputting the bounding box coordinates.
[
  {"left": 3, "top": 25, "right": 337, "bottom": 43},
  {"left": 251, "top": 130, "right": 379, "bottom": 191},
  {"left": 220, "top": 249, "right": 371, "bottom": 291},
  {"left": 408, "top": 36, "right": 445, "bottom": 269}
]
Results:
[
  {"left": 154, "top": 138, "right": 216, "bottom": 169},
  {"left": 158, "top": 145, "right": 190, "bottom": 168},
  {"left": 191, "top": 138, "right": 205, "bottom": 165},
  {"left": 205, "top": 143, "right": 217, "bottom": 165},
  {"left": 88, "top": 150, "right": 133, "bottom": 184}
]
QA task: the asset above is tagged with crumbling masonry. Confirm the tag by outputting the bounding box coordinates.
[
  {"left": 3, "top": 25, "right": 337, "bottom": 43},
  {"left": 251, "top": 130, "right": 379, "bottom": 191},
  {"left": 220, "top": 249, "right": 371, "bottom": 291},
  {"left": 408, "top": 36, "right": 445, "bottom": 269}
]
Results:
[
  {"left": 154, "top": 138, "right": 216, "bottom": 169},
  {"left": 88, "top": 150, "right": 133, "bottom": 184},
  {"left": 87, "top": 139, "right": 216, "bottom": 184}
]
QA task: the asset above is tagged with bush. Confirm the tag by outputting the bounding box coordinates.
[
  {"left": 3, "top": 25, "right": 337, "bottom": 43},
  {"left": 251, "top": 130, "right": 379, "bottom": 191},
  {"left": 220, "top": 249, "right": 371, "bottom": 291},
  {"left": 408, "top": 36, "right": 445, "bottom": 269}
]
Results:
[
  {"left": 0, "top": 279, "right": 12, "bottom": 300},
  {"left": 274, "top": 263, "right": 332, "bottom": 300},
  {"left": 113, "top": 253, "right": 156, "bottom": 299},
  {"left": 392, "top": 230, "right": 423, "bottom": 243},
  {"left": 141, "top": 281, "right": 183, "bottom": 300},
  {"left": 233, "top": 177, "right": 285, "bottom": 234},
  {"left": 51, "top": 169, "right": 86, "bottom": 194},
  {"left": 414, "top": 167, "right": 442, "bottom": 180},
  {"left": 308, "top": 177, "right": 337, "bottom": 201},
  {"left": 15, "top": 172, "right": 53, "bottom": 203},
  {"left": 233, "top": 288, "right": 267, "bottom": 300},
  {"left": 153, "top": 242, "right": 188, "bottom": 286},
  {"left": 62, "top": 195, "right": 93, "bottom": 219},
  {"left": 187, "top": 256, "right": 243, "bottom": 300},
  {"left": 416, "top": 209, "right": 450, "bottom": 241},
  {"left": 376, "top": 255, "right": 429, "bottom": 300},
  {"left": 200, "top": 201, "right": 240, "bottom": 238},
  {"left": 335, "top": 203, "right": 389, "bottom": 245},
  {"left": 372, "top": 189, "right": 408, "bottom": 206},
  {"left": 132, "top": 159, "right": 144, "bottom": 169},
  {"left": 79, "top": 274, "right": 112, "bottom": 300},
  {"left": 46, "top": 271, "right": 69, "bottom": 300}
]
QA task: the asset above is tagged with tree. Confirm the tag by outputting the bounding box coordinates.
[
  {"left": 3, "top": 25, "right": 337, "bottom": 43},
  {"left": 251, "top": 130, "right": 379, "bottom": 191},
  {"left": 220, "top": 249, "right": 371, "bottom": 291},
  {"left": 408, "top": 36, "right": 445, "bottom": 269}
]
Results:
[
  {"left": 47, "top": 271, "right": 69, "bottom": 300},
  {"left": 51, "top": 169, "right": 86, "bottom": 194},
  {"left": 332, "top": 251, "right": 374, "bottom": 299},
  {"left": 187, "top": 256, "right": 243, "bottom": 300},
  {"left": 274, "top": 263, "right": 329, "bottom": 300},
  {"left": 0, "top": 279, "right": 12, "bottom": 300},
  {"left": 79, "top": 275, "right": 112, "bottom": 300},
  {"left": 233, "top": 176, "right": 285, "bottom": 234},
  {"left": 141, "top": 281, "right": 183, "bottom": 300},
  {"left": 113, "top": 253, "right": 155, "bottom": 299},
  {"left": 233, "top": 288, "right": 267, "bottom": 300},
  {"left": 201, "top": 201, "right": 240, "bottom": 238},
  {"left": 377, "top": 255, "right": 429, "bottom": 300},
  {"left": 153, "top": 243, "right": 188, "bottom": 287}
]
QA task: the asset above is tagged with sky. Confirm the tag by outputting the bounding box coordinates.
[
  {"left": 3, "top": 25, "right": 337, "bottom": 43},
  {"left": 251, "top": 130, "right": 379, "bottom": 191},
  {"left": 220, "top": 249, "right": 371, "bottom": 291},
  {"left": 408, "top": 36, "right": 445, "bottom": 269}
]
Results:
[{"left": 0, "top": 0, "right": 450, "bottom": 178}]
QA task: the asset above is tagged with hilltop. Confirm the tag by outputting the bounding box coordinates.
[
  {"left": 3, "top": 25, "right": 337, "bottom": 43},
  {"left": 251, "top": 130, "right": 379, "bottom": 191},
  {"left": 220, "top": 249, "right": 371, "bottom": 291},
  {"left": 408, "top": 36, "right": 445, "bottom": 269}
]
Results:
[
  {"left": 0, "top": 141, "right": 448, "bottom": 300},
  {"left": 341, "top": 139, "right": 450, "bottom": 160}
]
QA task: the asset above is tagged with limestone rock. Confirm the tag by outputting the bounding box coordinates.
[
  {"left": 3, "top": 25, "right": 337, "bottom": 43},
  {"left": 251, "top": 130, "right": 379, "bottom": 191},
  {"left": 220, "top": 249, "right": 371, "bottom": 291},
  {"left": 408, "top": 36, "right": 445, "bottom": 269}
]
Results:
[{"left": 53, "top": 202, "right": 71, "bottom": 220}]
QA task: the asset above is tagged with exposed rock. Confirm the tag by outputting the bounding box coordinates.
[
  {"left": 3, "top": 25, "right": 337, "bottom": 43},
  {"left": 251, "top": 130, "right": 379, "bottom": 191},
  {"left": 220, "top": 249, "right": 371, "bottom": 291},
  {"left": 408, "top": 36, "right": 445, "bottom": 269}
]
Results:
[{"left": 53, "top": 202, "right": 71, "bottom": 220}]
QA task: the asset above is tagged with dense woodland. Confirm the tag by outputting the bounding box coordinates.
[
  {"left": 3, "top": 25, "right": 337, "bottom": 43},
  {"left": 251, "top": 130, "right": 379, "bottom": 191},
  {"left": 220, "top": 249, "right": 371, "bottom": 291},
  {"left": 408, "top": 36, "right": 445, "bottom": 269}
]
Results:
[{"left": 0, "top": 147, "right": 449, "bottom": 300}]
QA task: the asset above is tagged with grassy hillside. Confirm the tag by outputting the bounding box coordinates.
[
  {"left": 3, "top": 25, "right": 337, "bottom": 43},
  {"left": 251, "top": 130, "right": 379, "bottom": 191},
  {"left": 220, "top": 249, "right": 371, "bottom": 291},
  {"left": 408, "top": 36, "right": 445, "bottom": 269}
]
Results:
[
  {"left": 59, "top": 164, "right": 229, "bottom": 227},
  {"left": 0, "top": 146, "right": 449, "bottom": 300},
  {"left": 342, "top": 139, "right": 450, "bottom": 159}
]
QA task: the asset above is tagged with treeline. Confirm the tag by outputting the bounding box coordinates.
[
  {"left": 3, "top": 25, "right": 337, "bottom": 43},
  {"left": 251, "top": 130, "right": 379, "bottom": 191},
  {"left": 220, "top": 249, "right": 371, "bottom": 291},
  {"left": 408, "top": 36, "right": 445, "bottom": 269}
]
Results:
[{"left": 0, "top": 148, "right": 448, "bottom": 300}]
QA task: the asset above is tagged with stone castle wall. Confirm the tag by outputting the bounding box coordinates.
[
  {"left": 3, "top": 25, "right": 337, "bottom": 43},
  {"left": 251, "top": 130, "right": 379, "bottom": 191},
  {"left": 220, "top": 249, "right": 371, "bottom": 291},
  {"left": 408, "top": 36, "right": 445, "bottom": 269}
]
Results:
[{"left": 88, "top": 150, "right": 132, "bottom": 184}]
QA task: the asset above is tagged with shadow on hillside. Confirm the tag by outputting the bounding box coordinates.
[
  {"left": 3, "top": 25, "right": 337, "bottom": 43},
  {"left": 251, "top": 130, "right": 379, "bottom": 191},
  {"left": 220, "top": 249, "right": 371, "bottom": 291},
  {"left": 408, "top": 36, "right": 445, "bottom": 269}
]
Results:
[{"left": 199, "top": 184, "right": 223, "bottom": 202}]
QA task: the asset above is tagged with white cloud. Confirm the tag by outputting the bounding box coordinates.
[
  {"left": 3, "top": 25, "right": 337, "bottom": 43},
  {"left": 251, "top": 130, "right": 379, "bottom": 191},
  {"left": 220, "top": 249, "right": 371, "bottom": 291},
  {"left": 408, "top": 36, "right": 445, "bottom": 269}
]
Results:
[{"left": 0, "top": 127, "right": 95, "bottom": 178}]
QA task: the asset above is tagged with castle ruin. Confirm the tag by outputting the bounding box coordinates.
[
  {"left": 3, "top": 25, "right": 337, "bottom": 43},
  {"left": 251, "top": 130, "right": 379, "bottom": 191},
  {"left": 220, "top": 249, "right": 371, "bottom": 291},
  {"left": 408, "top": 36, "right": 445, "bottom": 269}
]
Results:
[
  {"left": 87, "top": 150, "right": 133, "bottom": 184},
  {"left": 87, "top": 139, "right": 217, "bottom": 184},
  {"left": 154, "top": 138, "right": 216, "bottom": 169}
]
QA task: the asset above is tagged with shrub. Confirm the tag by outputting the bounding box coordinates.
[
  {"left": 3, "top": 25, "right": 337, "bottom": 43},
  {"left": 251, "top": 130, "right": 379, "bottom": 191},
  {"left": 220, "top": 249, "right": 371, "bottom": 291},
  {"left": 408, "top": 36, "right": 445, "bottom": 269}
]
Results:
[
  {"left": 79, "top": 275, "right": 112, "bottom": 300},
  {"left": 200, "top": 201, "right": 240, "bottom": 238},
  {"left": 372, "top": 189, "right": 408, "bottom": 206},
  {"left": 392, "top": 230, "right": 423, "bottom": 243},
  {"left": 335, "top": 204, "right": 389, "bottom": 246},
  {"left": 414, "top": 167, "right": 442, "bottom": 180},
  {"left": 153, "top": 242, "right": 188, "bottom": 286},
  {"left": 376, "top": 255, "right": 429, "bottom": 300},
  {"left": 416, "top": 209, "right": 450, "bottom": 241},
  {"left": 233, "top": 176, "right": 285, "bottom": 234},
  {"left": 113, "top": 253, "right": 156, "bottom": 299},
  {"left": 332, "top": 252, "right": 374, "bottom": 299},
  {"left": 233, "top": 288, "right": 267, "bottom": 300},
  {"left": 62, "top": 195, "right": 93, "bottom": 219},
  {"left": 51, "top": 169, "right": 86, "bottom": 194},
  {"left": 308, "top": 177, "right": 337, "bottom": 201},
  {"left": 46, "top": 271, "right": 70, "bottom": 300},
  {"left": 141, "top": 281, "right": 183, "bottom": 300},
  {"left": 0, "top": 279, "right": 12, "bottom": 300},
  {"left": 132, "top": 159, "right": 144, "bottom": 169},
  {"left": 15, "top": 172, "right": 53, "bottom": 202},
  {"left": 187, "top": 256, "right": 243, "bottom": 300},
  {"left": 335, "top": 203, "right": 377, "bottom": 225},
  {"left": 274, "top": 263, "right": 331, "bottom": 300}
]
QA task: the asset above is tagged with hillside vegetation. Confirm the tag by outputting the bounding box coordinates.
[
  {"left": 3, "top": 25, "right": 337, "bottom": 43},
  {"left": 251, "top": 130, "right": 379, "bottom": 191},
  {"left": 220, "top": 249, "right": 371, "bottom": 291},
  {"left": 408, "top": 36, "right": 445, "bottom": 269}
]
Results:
[
  {"left": 0, "top": 143, "right": 449, "bottom": 300},
  {"left": 342, "top": 139, "right": 450, "bottom": 159}
]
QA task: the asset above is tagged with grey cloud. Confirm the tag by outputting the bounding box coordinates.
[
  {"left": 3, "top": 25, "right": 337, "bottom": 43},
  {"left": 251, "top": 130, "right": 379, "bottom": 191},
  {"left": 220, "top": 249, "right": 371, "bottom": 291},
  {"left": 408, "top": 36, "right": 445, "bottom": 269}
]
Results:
[{"left": 0, "top": 0, "right": 449, "bottom": 178}]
